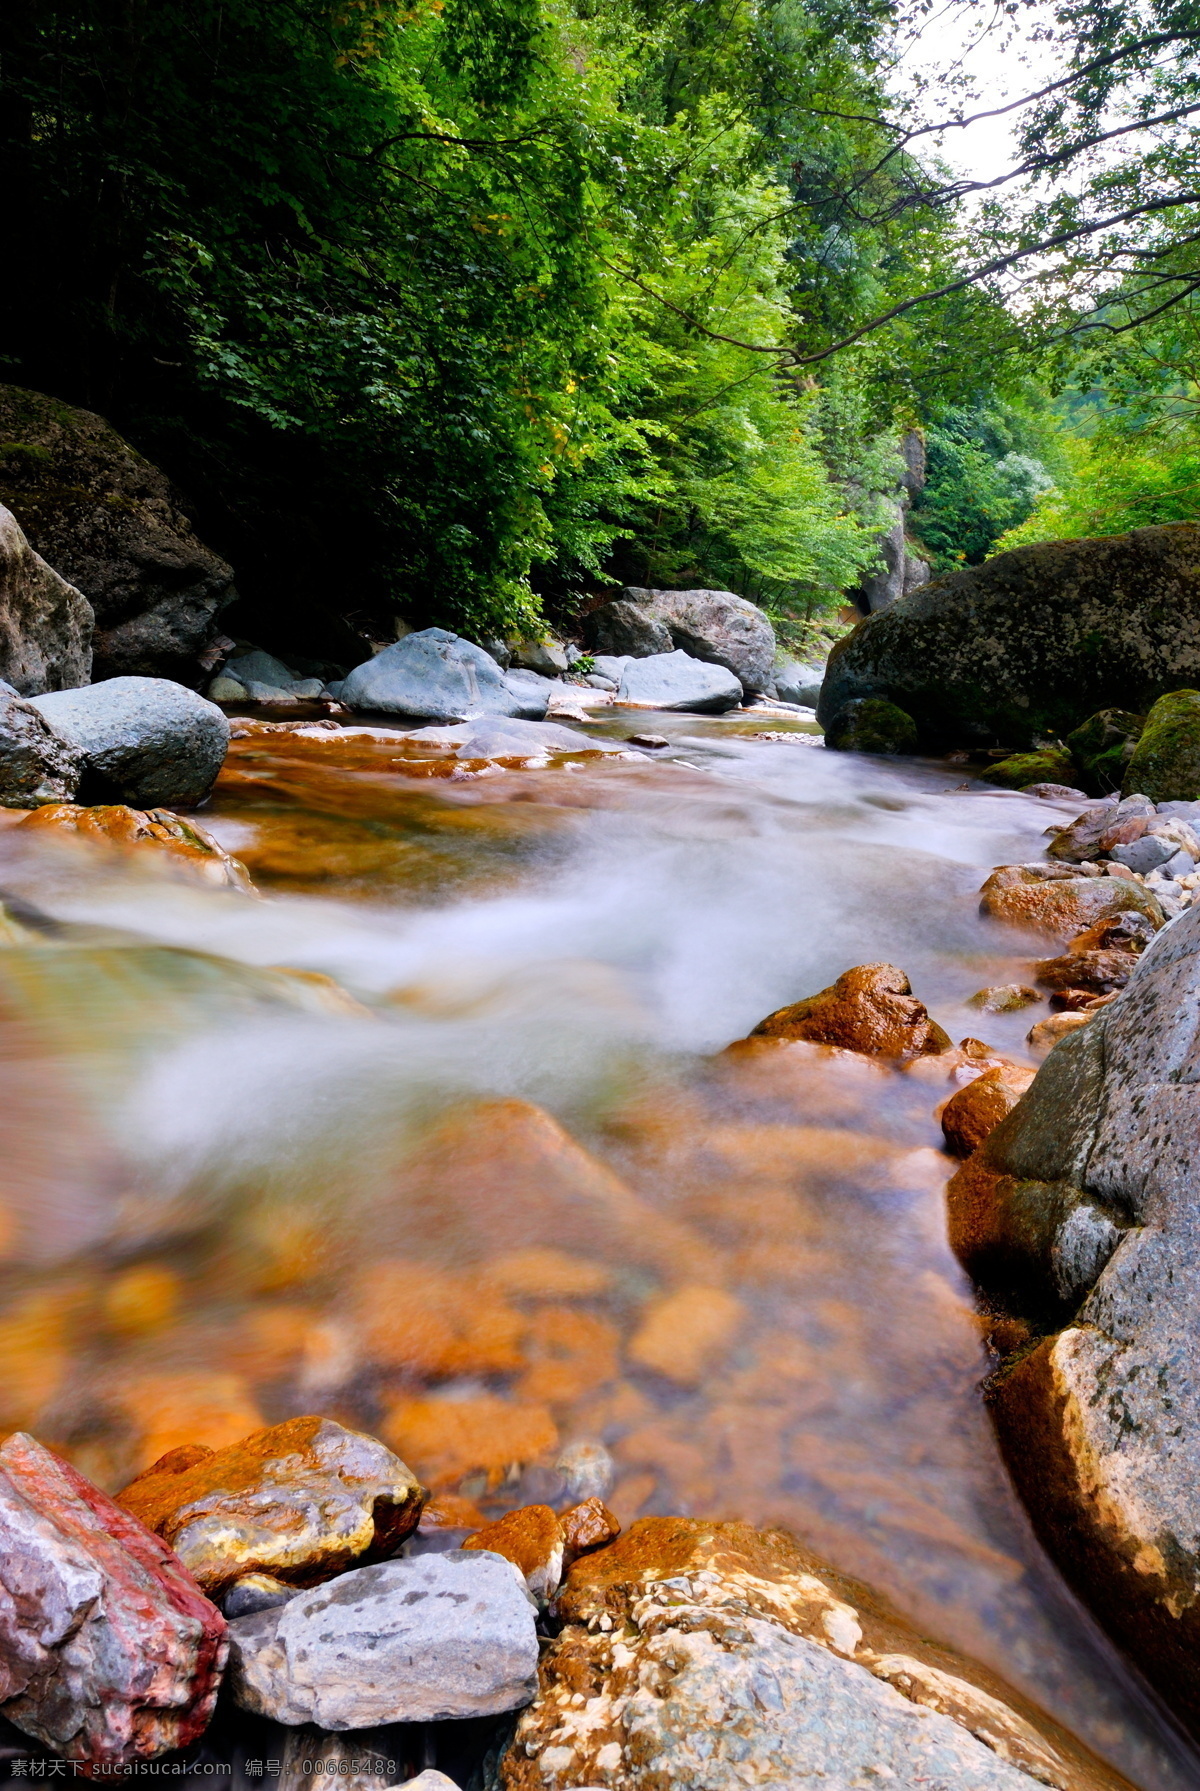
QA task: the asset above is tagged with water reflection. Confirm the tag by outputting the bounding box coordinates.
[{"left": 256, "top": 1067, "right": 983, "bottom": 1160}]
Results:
[{"left": 0, "top": 713, "right": 1193, "bottom": 1788}]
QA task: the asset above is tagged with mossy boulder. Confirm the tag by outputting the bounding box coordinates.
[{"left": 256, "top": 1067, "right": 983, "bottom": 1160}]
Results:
[
  {"left": 817, "top": 523, "right": 1200, "bottom": 747},
  {"left": 1121, "top": 689, "right": 1200, "bottom": 801},
  {"left": 1066, "top": 707, "right": 1145, "bottom": 793},
  {"left": 823, "top": 697, "right": 918, "bottom": 755},
  {"left": 0, "top": 385, "right": 235, "bottom": 686},
  {"left": 981, "top": 749, "right": 1074, "bottom": 790}
]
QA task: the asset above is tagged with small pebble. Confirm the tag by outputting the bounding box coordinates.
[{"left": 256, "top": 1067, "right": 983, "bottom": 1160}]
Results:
[
  {"left": 627, "top": 734, "right": 669, "bottom": 748},
  {"left": 966, "top": 984, "right": 1041, "bottom": 1014},
  {"left": 555, "top": 1439, "right": 615, "bottom": 1503}
]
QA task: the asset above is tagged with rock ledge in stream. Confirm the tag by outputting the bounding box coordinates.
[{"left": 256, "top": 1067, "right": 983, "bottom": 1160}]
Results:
[
  {"left": 227, "top": 1550, "right": 538, "bottom": 1726},
  {"left": 751, "top": 962, "right": 950, "bottom": 1061},
  {"left": 947, "top": 894, "right": 1200, "bottom": 1734},
  {"left": 0, "top": 504, "right": 93, "bottom": 695},
  {"left": 0, "top": 682, "right": 83, "bottom": 805},
  {"left": 493, "top": 1517, "right": 1123, "bottom": 1791},
  {"left": 0, "top": 1431, "right": 227, "bottom": 1762}
]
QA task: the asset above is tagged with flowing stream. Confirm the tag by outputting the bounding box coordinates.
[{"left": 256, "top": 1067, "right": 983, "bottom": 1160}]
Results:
[{"left": 0, "top": 708, "right": 1195, "bottom": 1788}]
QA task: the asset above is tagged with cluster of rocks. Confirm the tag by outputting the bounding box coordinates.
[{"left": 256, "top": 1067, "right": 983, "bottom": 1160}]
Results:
[
  {"left": 0, "top": 1413, "right": 1122, "bottom": 1788},
  {"left": 0, "top": 674, "right": 229, "bottom": 810}
]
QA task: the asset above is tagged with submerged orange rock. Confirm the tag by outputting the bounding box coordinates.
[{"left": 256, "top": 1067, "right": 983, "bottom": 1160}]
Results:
[
  {"left": 750, "top": 963, "right": 950, "bottom": 1062},
  {"left": 381, "top": 1394, "right": 558, "bottom": 1492},
  {"left": 19, "top": 803, "right": 253, "bottom": 889},
  {"left": 116, "top": 1415, "right": 423, "bottom": 1595}
]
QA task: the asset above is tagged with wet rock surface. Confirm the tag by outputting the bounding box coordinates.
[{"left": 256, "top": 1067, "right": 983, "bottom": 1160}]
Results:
[
  {"left": 30, "top": 676, "right": 230, "bottom": 807},
  {"left": 117, "top": 1415, "right": 424, "bottom": 1596},
  {"left": 947, "top": 899, "right": 1200, "bottom": 1733},
  {"left": 18, "top": 802, "right": 252, "bottom": 888},
  {"left": 0, "top": 386, "right": 235, "bottom": 684},
  {"left": 751, "top": 961, "right": 951, "bottom": 1061},
  {"left": 494, "top": 1517, "right": 1124, "bottom": 1791},
  {"left": 941, "top": 1064, "right": 1036, "bottom": 1158},
  {"left": 0, "top": 1431, "right": 226, "bottom": 1762},
  {"left": 228, "top": 1549, "right": 539, "bottom": 1726},
  {"left": 0, "top": 504, "right": 93, "bottom": 695},
  {"left": 979, "top": 866, "right": 1166, "bottom": 941},
  {"left": 461, "top": 1502, "right": 565, "bottom": 1603}
]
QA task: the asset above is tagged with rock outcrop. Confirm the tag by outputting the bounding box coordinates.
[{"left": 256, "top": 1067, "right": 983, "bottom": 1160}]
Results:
[
  {"left": 0, "top": 386, "right": 235, "bottom": 684},
  {"left": 30, "top": 676, "right": 230, "bottom": 808},
  {"left": 824, "top": 695, "right": 918, "bottom": 754},
  {"left": 819, "top": 523, "right": 1200, "bottom": 747},
  {"left": 586, "top": 587, "right": 775, "bottom": 692},
  {"left": 117, "top": 1416, "right": 424, "bottom": 1596},
  {"left": 0, "top": 505, "right": 93, "bottom": 694},
  {"left": 947, "top": 898, "right": 1200, "bottom": 1732},
  {"left": 494, "top": 1517, "right": 1125, "bottom": 1790},
  {"left": 1122, "top": 689, "right": 1200, "bottom": 801},
  {"left": 0, "top": 1431, "right": 227, "bottom": 1762},
  {"left": 228, "top": 1550, "right": 539, "bottom": 1725},
  {"left": 17, "top": 802, "right": 252, "bottom": 889}
]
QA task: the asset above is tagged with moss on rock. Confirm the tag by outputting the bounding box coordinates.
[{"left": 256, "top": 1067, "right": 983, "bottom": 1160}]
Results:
[
  {"left": 1121, "top": 689, "right": 1200, "bottom": 801},
  {"left": 982, "top": 749, "right": 1075, "bottom": 790},
  {"left": 1066, "top": 708, "right": 1145, "bottom": 794},
  {"left": 824, "top": 697, "right": 918, "bottom": 755}
]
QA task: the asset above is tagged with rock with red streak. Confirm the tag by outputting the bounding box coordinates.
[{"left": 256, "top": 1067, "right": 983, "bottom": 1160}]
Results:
[
  {"left": 0, "top": 1431, "right": 227, "bottom": 1762},
  {"left": 462, "top": 1504, "right": 566, "bottom": 1604}
]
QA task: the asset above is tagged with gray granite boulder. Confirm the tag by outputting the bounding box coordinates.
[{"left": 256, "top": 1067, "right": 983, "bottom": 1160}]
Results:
[
  {"left": 502, "top": 667, "right": 553, "bottom": 720},
  {"left": 773, "top": 660, "right": 825, "bottom": 705},
  {"left": 947, "top": 897, "right": 1200, "bottom": 1732},
  {"left": 341, "top": 629, "right": 524, "bottom": 721},
  {"left": 819, "top": 522, "right": 1200, "bottom": 748},
  {"left": 617, "top": 649, "right": 742, "bottom": 712},
  {"left": 31, "top": 676, "right": 229, "bottom": 807},
  {"left": 0, "top": 505, "right": 93, "bottom": 695},
  {"left": 0, "top": 683, "right": 83, "bottom": 806},
  {"left": 227, "top": 1550, "right": 539, "bottom": 1726},
  {"left": 0, "top": 384, "right": 235, "bottom": 684},
  {"left": 587, "top": 588, "right": 775, "bottom": 691}
]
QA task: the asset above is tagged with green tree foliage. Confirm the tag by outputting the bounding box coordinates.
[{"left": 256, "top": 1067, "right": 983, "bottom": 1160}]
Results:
[
  {"left": 910, "top": 401, "right": 1056, "bottom": 569},
  {"left": 0, "top": 0, "right": 988, "bottom": 652}
]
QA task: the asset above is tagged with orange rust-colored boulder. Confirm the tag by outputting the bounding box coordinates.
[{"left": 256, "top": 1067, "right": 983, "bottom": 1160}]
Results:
[
  {"left": 116, "top": 1415, "right": 423, "bottom": 1595},
  {"left": 417, "top": 1492, "right": 488, "bottom": 1534},
  {"left": 940, "top": 1066, "right": 1036, "bottom": 1159},
  {"left": 979, "top": 865, "right": 1164, "bottom": 941},
  {"left": 1027, "top": 1010, "right": 1097, "bottom": 1056},
  {"left": 19, "top": 803, "right": 252, "bottom": 890},
  {"left": 750, "top": 963, "right": 950, "bottom": 1062},
  {"left": 1034, "top": 948, "right": 1138, "bottom": 994},
  {"left": 463, "top": 1502, "right": 565, "bottom": 1603}
]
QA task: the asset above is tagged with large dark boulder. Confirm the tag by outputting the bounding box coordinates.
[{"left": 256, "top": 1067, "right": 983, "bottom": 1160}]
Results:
[
  {"left": 818, "top": 524, "right": 1200, "bottom": 747},
  {"left": 0, "top": 385, "right": 235, "bottom": 686},
  {"left": 946, "top": 902, "right": 1200, "bottom": 1733},
  {"left": 586, "top": 588, "right": 775, "bottom": 692}
]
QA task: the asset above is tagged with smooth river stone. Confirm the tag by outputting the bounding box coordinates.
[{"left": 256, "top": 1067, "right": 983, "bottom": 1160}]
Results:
[
  {"left": 117, "top": 1415, "right": 423, "bottom": 1596},
  {"left": 0, "top": 1431, "right": 227, "bottom": 1763},
  {"left": 227, "top": 1551, "right": 539, "bottom": 1726}
]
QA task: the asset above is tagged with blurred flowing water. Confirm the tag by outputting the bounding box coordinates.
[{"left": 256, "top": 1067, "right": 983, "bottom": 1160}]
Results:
[{"left": 0, "top": 709, "right": 1194, "bottom": 1788}]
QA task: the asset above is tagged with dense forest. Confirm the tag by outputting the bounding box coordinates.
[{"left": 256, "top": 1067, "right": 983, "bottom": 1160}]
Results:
[{"left": 3, "top": 0, "right": 1200, "bottom": 654}]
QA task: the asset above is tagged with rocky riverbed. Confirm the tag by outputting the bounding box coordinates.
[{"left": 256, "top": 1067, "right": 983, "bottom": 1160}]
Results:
[{"left": 0, "top": 695, "right": 1199, "bottom": 1789}]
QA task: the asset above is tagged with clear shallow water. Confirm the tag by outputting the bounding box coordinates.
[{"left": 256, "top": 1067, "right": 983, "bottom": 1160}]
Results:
[{"left": 0, "top": 709, "right": 1194, "bottom": 1788}]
